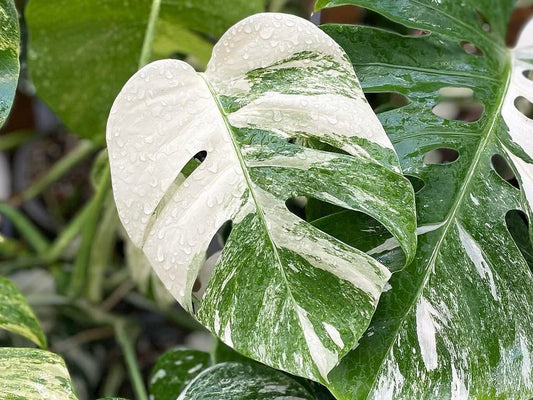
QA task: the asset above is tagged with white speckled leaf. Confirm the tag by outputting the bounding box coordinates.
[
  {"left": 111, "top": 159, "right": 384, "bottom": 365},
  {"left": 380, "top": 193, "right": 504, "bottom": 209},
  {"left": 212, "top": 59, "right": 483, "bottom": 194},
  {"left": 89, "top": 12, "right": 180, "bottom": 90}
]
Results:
[
  {"left": 177, "top": 362, "right": 314, "bottom": 400},
  {"left": 0, "top": 347, "right": 78, "bottom": 399},
  {"left": 107, "top": 13, "right": 417, "bottom": 383}
]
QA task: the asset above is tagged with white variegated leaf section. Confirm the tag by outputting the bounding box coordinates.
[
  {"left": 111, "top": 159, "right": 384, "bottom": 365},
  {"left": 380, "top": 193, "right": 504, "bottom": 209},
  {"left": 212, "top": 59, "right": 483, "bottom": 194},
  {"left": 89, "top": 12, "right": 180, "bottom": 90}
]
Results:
[
  {"left": 503, "top": 20, "right": 533, "bottom": 210},
  {"left": 108, "top": 13, "right": 416, "bottom": 383}
]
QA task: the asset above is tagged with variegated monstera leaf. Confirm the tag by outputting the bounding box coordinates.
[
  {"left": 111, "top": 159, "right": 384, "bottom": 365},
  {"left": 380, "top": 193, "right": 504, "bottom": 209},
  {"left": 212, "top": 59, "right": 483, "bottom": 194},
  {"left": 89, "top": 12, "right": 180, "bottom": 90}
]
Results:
[
  {"left": 316, "top": 1, "right": 533, "bottom": 398},
  {"left": 107, "top": 13, "right": 417, "bottom": 383}
]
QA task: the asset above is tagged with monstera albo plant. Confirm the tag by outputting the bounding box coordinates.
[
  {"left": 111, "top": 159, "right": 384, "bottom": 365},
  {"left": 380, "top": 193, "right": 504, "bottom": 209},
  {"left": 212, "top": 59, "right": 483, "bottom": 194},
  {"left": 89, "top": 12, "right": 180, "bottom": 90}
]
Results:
[{"left": 0, "top": 0, "right": 532, "bottom": 399}]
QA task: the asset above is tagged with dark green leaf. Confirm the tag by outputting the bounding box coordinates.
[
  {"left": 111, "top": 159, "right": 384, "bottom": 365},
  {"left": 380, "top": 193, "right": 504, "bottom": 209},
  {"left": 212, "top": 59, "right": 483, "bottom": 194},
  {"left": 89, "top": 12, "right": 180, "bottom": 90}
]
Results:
[
  {"left": 149, "top": 348, "right": 211, "bottom": 400},
  {"left": 25, "top": 0, "right": 264, "bottom": 144},
  {"left": 316, "top": 0, "right": 533, "bottom": 398}
]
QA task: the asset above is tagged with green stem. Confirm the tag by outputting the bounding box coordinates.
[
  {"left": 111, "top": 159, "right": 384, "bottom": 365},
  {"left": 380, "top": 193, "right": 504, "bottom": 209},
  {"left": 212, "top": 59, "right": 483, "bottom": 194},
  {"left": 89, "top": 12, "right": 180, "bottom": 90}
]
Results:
[
  {"left": 87, "top": 196, "right": 119, "bottom": 303},
  {"left": 268, "top": 0, "right": 288, "bottom": 12},
  {"left": 0, "top": 203, "right": 49, "bottom": 252},
  {"left": 114, "top": 319, "right": 148, "bottom": 400},
  {"left": 68, "top": 164, "right": 111, "bottom": 298},
  {"left": 0, "top": 130, "right": 35, "bottom": 152},
  {"left": 13, "top": 139, "right": 96, "bottom": 204}
]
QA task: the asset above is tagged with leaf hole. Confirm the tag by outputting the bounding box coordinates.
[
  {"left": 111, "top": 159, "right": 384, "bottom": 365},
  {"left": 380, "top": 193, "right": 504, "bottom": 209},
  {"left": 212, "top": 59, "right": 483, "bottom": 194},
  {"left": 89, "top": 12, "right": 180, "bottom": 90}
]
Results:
[
  {"left": 523, "top": 70, "right": 533, "bottom": 81},
  {"left": 475, "top": 10, "right": 491, "bottom": 32},
  {"left": 406, "top": 175, "right": 425, "bottom": 193},
  {"left": 491, "top": 154, "right": 520, "bottom": 189},
  {"left": 505, "top": 210, "right": 533, "bottom": 274},
  {"left": 193, "top": 221, "right": 233, "bottom": 302},
  {"left": 460, "top": 41, "right": 483, "bottom": 56},
  {"left": 423, "top": 148, "right": 459, "bottom": 165},
  {"left": 366, "top": 92, "right": 410, "bottom": 114},
  {"left": 286, "top": 197, "right": 405, "bottom": 271},
  {"left": 514, "top": 96, "right": 533, "bottom": 120},
  {"left": 432, "top": 100, "right": 484, "bottom": 122}
]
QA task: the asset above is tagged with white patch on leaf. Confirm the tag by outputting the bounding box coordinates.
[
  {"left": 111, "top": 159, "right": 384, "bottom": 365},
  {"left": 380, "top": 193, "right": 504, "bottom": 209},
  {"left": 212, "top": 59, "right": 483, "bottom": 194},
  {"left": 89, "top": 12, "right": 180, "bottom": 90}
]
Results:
[{"left": 416, "top": 297, "right": 438, "bottom": 371}]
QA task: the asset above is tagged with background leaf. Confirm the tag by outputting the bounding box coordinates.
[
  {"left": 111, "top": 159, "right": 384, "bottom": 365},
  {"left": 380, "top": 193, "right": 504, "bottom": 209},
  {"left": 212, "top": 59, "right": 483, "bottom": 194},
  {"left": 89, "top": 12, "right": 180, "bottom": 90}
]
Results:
[
  {"left": 0, "top": 347, "right": 78, "bottom": 399},
  {"left": 0, "top": 0, "right": 19, "bottom": 128},
  {"left": 315, "top": 0, "right": 533, "bottom": 398},
  {"left": 149, "top": 348, "right": 211, "bottom": 400},
  {"left": 177, "top": 362, "right": 314, "bottom": 400},
  {"left": 107, "top": 13, "right": 417, "bottom": 383},
  {"left": 25, "top": 0, "right": 265, "bottom": 144},
  {"left": 0, "top": 276, "right": 46, "bottom": 348}
]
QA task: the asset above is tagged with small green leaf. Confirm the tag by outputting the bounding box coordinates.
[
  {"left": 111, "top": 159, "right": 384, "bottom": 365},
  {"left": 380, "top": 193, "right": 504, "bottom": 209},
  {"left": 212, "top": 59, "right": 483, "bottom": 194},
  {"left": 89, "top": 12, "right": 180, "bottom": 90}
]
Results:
[
  {"left": 149, "top": 348, "right": 211, "bottom": 400},
  {"left": 107, "top": 13, "right": 417, "bottom": 383},
  {"left": 0, "top": 277, "right": 46, "bottom": 348},
  {"left": 0, "top": 0, "right": 19, "bottom": 128},
  {"left": 0, "top": 347, "right": 77, "bottom": 399},
  {"left": 177, "top": 362, "right": 314, "bottom": 400},
  {"left": 25, "top": 0, "right": 264, "bottom": 143}
]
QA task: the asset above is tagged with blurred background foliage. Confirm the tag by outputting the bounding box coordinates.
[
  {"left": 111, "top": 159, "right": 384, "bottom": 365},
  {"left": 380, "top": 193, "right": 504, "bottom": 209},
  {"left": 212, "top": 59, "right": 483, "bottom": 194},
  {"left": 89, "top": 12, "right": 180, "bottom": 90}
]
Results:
[{"left": 0, "top": 0, "right": 532, "bottom": 398}]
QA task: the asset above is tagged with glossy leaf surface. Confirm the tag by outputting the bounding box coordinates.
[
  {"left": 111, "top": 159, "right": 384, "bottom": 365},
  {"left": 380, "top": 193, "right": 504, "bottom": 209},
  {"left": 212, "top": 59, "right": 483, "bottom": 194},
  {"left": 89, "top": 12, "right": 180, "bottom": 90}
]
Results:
[
  {"left": 0, "top": 0, "right": 19, "bottom": 128},
  {"left": 107, "top": 13, "right": 416, "bottom": 383},
  {"left": 0, "top": 276, "right": 46, "bottom": 348},
  {"left": 0, "top": 348, "right": 77, "bottom": 399},
  {"left": 177, "top": 362, "right": 314, "bottom": 400},
  {"left": 25, "top": 0, "right": 264, "bottom": 143},
  {"left": 149, "top": 348, "right": 211, "bottom": 400},
  {"left": 316, "top": 1, "right": 533, "bottom": 398}
]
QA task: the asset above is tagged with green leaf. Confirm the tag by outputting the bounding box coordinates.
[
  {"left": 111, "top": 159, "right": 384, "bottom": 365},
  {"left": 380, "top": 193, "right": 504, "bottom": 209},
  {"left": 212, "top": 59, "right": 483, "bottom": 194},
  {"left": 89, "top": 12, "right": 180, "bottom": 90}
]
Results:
[
  {"left": 107, "top": 13, "right": 417, "bottom": 383},
  {"left": 0, "top": 347, "right": 77, "bottom": 399},
  {"left": 316, "top": 1, "right": 533, "bottom": 398},
  {"left": 25, "top": 0, "right": 264, "bottom": 144},
  {"left": 149, "top": 348, "right": 211, "bottom": 400},
  {"left": 177, "top": 362, "right": 314, "bottom": 400},
  {"left": 0, "top": 0, "right": 19, "bottom": 128},
  {"left": 0, "top": 276, "right": 46, "bottom": 348}
]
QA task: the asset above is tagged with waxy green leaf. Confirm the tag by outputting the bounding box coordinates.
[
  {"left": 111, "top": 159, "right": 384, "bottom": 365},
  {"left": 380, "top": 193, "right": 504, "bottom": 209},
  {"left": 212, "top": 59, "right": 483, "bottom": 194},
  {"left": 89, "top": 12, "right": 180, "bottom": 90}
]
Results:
[
  {"left": 177, "top": 362, "right": 314, "bottom": 400},
  {"left": 25, "top": 0, "right": 264, "bottom": 144},
  {"left": 107, "top": 13, "right": 417, "bottom": 383},
  {"left": 0, "top": 348, "right": 77, "bottom": 399},
  {"left": 316, "top": 0, "right": 533, "bottom": 398},
  {"left": 0, "top": 276, "right": 46, "bottom": 348},
  {"left": 0, "top": 0, "right": 19, "bottom": 128}
]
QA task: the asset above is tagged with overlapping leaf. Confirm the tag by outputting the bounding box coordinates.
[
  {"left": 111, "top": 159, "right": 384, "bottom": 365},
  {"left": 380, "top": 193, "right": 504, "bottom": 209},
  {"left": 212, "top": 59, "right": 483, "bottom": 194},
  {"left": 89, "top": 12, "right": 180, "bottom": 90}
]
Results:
[
  {"left": 0, "top": 0, "right": 19, "bottom": 128},
  {"left": 0, "top": 276, "right": 46, "bottom": 348},
  {"left": 107, "top": 13, "right": 416, "bottom": 383},
  {"left": 315, "top": 0, "right": 533, "bottom": 398},
  {"left": 25, "top": 0, "right": 264, "bottom": 143}
]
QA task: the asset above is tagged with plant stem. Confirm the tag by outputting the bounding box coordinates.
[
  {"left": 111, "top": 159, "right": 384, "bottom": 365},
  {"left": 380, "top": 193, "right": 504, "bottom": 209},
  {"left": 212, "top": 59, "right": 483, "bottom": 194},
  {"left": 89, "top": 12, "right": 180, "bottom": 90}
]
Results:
[
  {"left": 114, "top": 319, "right": 148, "bottom": 400},
  {"left": 0, "top": 130, "right": 35, "bottom": 152},
  {"left": 12, "top": 139, "right": 96, "bottom": 205},
  {"left": 68, "top": 164, "right": 111, "bottom": 298},
  {"left": 268, "top": 0, "right": 288, "bottom": 12},
  {"left": 87, "top": 196, "right": 119, "bottom": 303},
  {"left": 0, "top": 203, "right": 49, "bottom": 252}
]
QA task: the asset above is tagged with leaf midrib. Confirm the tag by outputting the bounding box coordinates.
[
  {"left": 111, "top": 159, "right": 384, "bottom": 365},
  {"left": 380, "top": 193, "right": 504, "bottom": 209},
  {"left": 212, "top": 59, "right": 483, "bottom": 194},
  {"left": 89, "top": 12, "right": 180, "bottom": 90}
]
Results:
[
  {"left": 198, "top": 74, "right": 321, "bottom": 378},
  {"left": 360, "top": 56, "right": 512, "bottom": 399}
]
